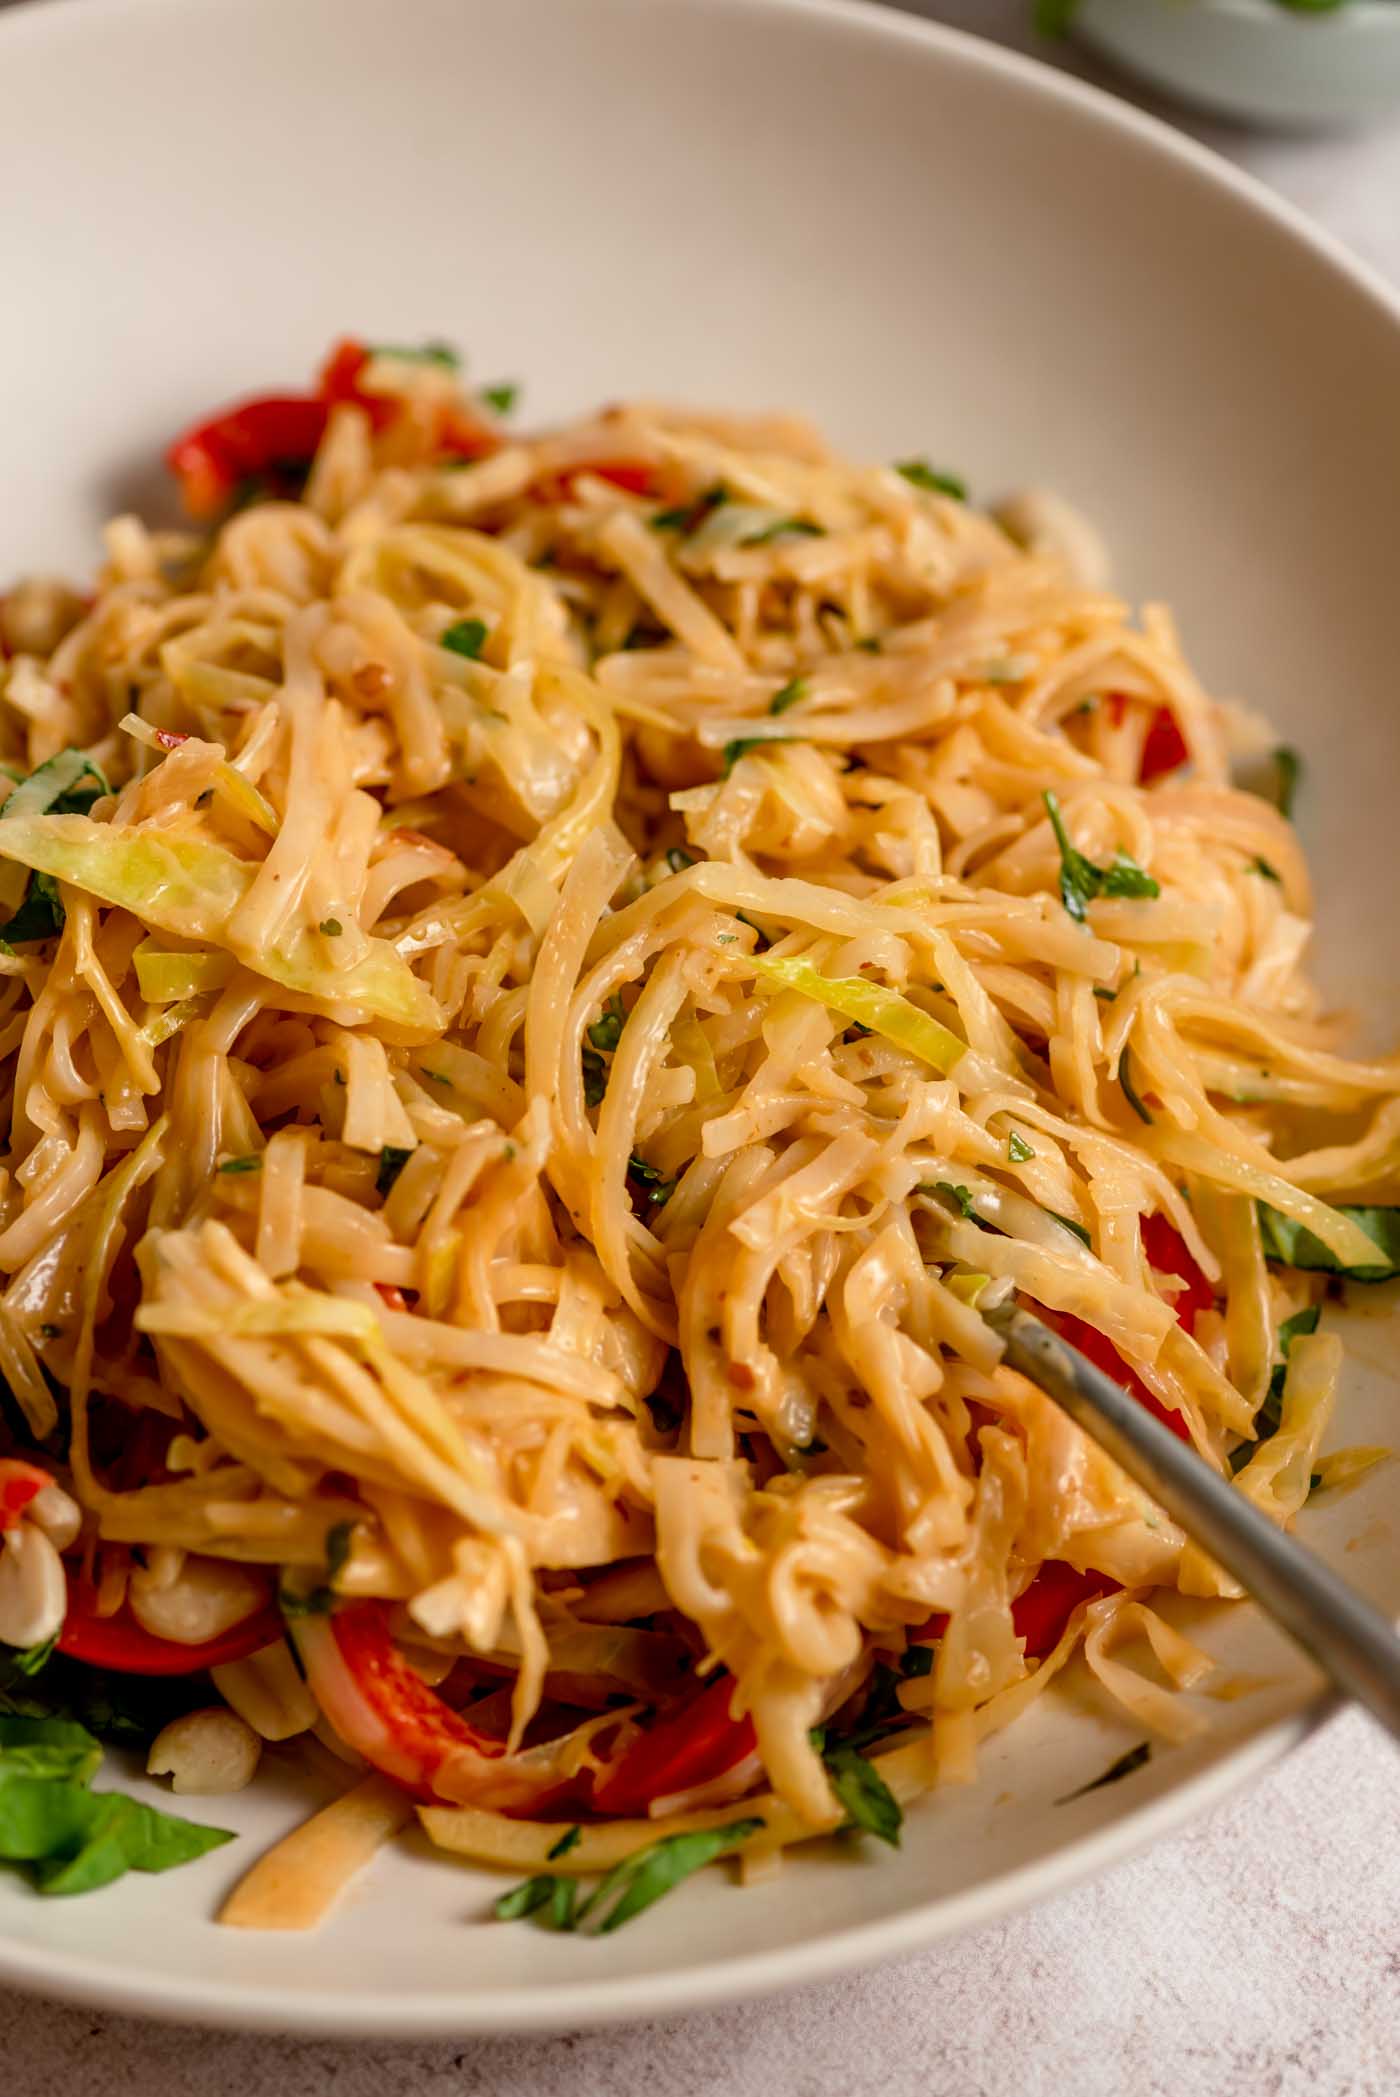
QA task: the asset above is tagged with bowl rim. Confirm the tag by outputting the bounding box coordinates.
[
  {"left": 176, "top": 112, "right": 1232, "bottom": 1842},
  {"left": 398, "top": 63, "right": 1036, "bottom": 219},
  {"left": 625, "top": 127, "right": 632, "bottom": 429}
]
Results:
[
  {"left": 1092, "top": 0, "right": 1400, "bottom": 26},
  {"left": 0, "top": 0, "right": 1395, "bottom": 2038}
]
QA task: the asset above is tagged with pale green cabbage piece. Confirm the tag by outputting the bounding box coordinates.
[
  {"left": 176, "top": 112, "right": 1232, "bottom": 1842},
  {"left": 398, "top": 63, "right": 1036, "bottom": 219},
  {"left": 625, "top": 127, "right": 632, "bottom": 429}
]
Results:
[
  {"left": 0, "top": 813, "right": 442, "bottom": 1039},
  {"left": 749, "top": 952, "right": 966, "bottom": 1073}
]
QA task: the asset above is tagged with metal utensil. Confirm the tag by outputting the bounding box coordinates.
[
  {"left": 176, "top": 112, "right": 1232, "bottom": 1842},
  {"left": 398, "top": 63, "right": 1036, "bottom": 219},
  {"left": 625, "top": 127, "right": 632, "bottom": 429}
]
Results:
[{"left": 989, "top": 1304, "right": 1400, "bottom": 1746}]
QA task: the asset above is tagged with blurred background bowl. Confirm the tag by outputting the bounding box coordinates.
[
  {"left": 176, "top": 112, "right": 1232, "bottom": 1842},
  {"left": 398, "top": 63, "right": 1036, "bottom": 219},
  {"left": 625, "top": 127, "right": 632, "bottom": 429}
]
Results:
[{"left": 1074, "top": 0, "right": 1400, "bottom": 127}]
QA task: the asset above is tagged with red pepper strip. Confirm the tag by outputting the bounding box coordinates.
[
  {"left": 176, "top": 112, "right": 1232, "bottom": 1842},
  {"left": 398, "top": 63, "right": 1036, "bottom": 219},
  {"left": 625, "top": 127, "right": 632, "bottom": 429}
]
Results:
[
  {"left": 587, "top": 461, "right": 655, "bottom": 496},
  {"left": 1050, "top": 1310, "right": 1193, "bottom": 1443},
  {"left": 1010, "top": 1562, "right": 1118, "bottom": 1659},
  {"left": 374, "top": 1283, "right": 410, "bottom": 1313},
  {"left": 591, "top": 1671, "right": 757, "bottom": 1815},
  {"left": 0, "top": 1459, "right": 49, "bottom": 1532},
  {"left": 57, "top": 1596, "right": 282, "bottom": 1675},
  {"left": 1140, "top": 1213, "right": 1213, "bottom": 1336},
  {"left": 166, "top": 396, "right": 330, "bottom": 519},
  {"left": 910, "top": 1561, "right": 1118, "bottom": 1661},
  {"left": 317, "top": 338, "right": 397, "bottom": 432},
  {"left": 1139, "top": 706, "right": 1189, "bottom": 783}
]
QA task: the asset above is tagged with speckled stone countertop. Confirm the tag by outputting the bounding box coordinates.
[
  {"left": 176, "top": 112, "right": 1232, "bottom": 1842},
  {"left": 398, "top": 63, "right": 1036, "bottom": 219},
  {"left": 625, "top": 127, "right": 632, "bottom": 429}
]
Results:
[{"left": 2, "top": 5, "right": 1398, "bottom": 2092}]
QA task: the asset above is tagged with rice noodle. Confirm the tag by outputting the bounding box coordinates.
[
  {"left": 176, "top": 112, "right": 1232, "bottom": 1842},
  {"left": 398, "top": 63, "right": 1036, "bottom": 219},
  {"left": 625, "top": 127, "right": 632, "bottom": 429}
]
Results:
[{"left": 0, "top": 347, "right": 1390, "bottom": 1924}]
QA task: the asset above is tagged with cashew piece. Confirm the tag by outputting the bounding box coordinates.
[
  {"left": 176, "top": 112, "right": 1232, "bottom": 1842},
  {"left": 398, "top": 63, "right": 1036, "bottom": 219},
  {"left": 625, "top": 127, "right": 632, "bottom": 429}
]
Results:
[
  {"left": 147, "top": 1707, "right": 262, "bottom": 1795},
  {"left": 0, "top": 1524, "right": 67, "bottom": 1649}
]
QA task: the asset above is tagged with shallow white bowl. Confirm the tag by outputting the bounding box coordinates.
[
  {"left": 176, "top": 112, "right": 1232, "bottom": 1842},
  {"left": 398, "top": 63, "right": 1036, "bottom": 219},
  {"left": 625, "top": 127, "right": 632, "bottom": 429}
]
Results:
[
  {"left": 1075, "top": 0, "right": 1400, "bottom": 127},
  {"left": 2, "top": 0, "right": 1400, "bottom": 2040}
]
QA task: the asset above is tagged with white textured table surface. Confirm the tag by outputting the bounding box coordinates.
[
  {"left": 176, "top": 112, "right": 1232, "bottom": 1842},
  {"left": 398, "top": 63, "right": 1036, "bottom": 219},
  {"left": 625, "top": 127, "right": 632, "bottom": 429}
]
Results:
[{"left": 3, "top": 4, "right": 1400, "bottom": 2092}]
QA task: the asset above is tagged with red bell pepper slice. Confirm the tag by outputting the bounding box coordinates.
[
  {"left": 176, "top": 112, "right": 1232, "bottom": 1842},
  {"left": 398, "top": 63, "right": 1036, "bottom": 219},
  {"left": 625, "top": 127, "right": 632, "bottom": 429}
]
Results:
[
  {"left": 57, "top": 1594, "right": 281, "bottom": 1675},
  {"left": 0, "top": 1458, "right": 49, "bottom": 1532},
  {"left": 166, "top": 396, "right": 330, "bottom": 518},
  {"left": 1139, "top": 706, "right": 1189, "bottom": 783},
  {"left": 1140, "top": 1213, "right": 1212, "bottom": 1336},
  {"left": 591, "top": 1671, "right": 756, "bottom": 1815}
]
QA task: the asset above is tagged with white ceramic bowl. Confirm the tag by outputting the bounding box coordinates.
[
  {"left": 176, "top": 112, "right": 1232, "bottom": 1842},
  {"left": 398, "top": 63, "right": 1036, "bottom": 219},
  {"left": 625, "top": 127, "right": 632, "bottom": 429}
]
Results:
[
  {"left": 1075, "top": 0, "right": 1400, "bottom": 127},
  {"left": 2, "top": 0, "right": 1400, "bottom": 2040}
]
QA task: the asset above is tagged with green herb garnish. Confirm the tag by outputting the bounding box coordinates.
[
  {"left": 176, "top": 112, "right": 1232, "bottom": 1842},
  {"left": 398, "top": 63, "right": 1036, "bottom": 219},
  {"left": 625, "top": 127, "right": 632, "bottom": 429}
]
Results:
[
  {"left": 279, "top": 1522, "right": 356, "bottom": 1619},
  {"left": 1249, "top": 857, "right": 1282, "bottom": 884},
  {"left": 547, "top": 1825, "right": 582, "bottom": 1861},
  {"left": 1057, "top": 1741, "right": 1151, "bottom": 1803},
  {"left": 481, "top": 381, "right": 519, "bottom": 415},
  {"left": 587, "top": 994, "right": 627, "bottom": 1055},
  {"left": 931, "top": 1181, "right": 976, "bottom": 1220},
  {"left": 825, "top": 1745, "right": 903, "bottom": 1848},
  {"left": 1043, "top": 790, "right": 1159, "bottom": 924},
  {"left": 1007, "top": 1130, "right": 1035, "bottom": 1164},
  {"left": 1258, "top": 1203, "right": 1400, "bottom": 1284},
  {"left": 1230, "top": 1305, "right": 1320, "bottom": 1473},
  {"left": 376, "top": 1145, "right": 413, "bottom": 1197},
  {"left": 494, "top": 1819, "right": 762, "bottom": 1936},
  {"left": 769, "top": 677, "right": 807, "bottom": 716},
  {"left": 722, "top": 736, "right": 790, "bottom": 775},
  {"left": 370, "top": 340, "right": 459, "bottom": 368},
  {"left": 1119, "top": 1046, "right": 1153, "bottom": 1125},
  {"left": 216, "top": 1155, "right": 262, "bottom": 1175},
  {"left": 628, "top": 1154, "right": 676, "bottom": 1209},
  {"left": 895, "top": 459, "right": 967, "bottom": 502},
  {"left": 1047, "top": 1209, "right": 1093, "bottom": 1249},
  {"left": 441, "top": 617, "right": 489, "bottom": 660},
  {"left": 1274, "top": 745, "right": 1302, "bottom": 819}
]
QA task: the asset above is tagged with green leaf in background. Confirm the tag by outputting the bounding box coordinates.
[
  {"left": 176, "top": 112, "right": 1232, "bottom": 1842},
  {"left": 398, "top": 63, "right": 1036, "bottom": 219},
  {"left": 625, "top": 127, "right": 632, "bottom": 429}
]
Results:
[
  {"left": 576, "top": 1818, "right": 763, "bottom": 1934},
  {"left": 0, "top": 1715, "right": 103, "bottom": 1784}
]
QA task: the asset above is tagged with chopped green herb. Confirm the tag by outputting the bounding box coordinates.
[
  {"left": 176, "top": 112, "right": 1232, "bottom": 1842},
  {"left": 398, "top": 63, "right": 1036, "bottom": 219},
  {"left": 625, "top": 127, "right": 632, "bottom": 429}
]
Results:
[
  {"left": 895, "top": 459, "right": 967, "bottom": 502},
  {"left": 9, "top": 1635, "right": 58, "bottom": 1679},
  {"left": 1056, "top": 1741, "right": 1151, "bottom": 1803},
  {"left": 1119, "top": 1046, "right": 1154, "bottom": 1125},
  {"left": 1007, "top": 1130, "right": 1035, "bottom": 1164},
  {"left": 769, "top": 677, "right": 807, "bottom": 716},
  {"left": 318, "top": 917, "right": 343, "bottom": 937},
  {"left": 587, "top": 994, "right": 627, "bottom": 1055},
  {"left": 930, "top": 1181, "right": 976, "bottom": 1220},
  {"left": 582, "top": 1048, "right": 607, "bottom": 1108},
  {"left": 481, "top": 381, "right": 519, "bottom": 415},
  {"left": 1249, "top": 857, "right": 1282, "bottom": 884},
  {"left": 547, "top": 1825, "right": 582, "bottom": 1862},
  {"left": 421, "top": 1069, "right": 452, "bottom": 1087},
  {"left": 738, "top": 517, "right": 823, "bottom": 546},
  {"left": 370, "top": 340, "right": 459, "bottom": 368},
  {"left": 1093, "top": 986, "right": 1118, "bottom": 1003},
  {"left": 825, "top": 1745, "right": 902, "bottom": 1847},
  {"left": 216, "top": 1155, "right": 262, "bottom": 1175},
  {"left": 493, "top": 1819, "right": 763, "bottom": 1936},
  {"left": 1274, "top": 745, "right": 1301, "bottom": 821},
  {"left": 493, "top": 1874, "right": 555, "bottom": 1922},
  {"left": 376, "top": 1145, "right": 413, "bottom": 1197},
  {"left": 628, "top": 1154, "right": 677, "bottom": 1209},
  {"left": 441, "top": 617, "right": 488, "bottom": 660},
  {"left": 722, "top": 736, "right": 790, "bottom": 775},
  {"left": 1043, "top": 790, "right": 1159, "bottom": 924},
  {"left": 1047, "top": 1209, "right": 1093, "bottom": 1249},
  {"left": 1257, "top": 1203, "right": 1400, "bottom": 1284},
  {"left": 279, "top": 1522, "right": 356, "bottom": 1619}
]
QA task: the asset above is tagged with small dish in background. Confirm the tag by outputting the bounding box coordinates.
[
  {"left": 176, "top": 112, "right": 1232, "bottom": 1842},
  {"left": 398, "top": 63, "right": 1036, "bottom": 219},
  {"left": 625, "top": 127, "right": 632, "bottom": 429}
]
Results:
[{"left": 1070, "top": 0, "right": 1400, "bottom": 127}]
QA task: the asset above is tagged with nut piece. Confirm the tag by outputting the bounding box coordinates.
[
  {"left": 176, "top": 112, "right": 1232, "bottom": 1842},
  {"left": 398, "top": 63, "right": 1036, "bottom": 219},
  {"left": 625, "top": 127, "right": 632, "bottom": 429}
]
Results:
[
  {"left": 0, "top": 1524, "right": 67, "bottom": 1649},
  {"left": 147, "top": 1707, "right": 262, "bottom": 1796},
  {"left": 26, "top": 1480, "right": 81, "bottom": 1551},
  {"left": 129, "top": 1554, "right": 266, "bottom": 1644}
]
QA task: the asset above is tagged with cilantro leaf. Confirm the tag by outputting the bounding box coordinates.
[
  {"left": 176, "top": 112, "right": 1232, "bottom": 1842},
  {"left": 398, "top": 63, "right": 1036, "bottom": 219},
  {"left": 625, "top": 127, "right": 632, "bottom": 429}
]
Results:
[
  {"left": 587, "top": 994, "right": 627, "bottom": 1055},
  {"left": 1043, "top": 790, "right": 1159, "bottom": 923},
  {"left": 481, "top": 381, "right": 519, "bottom": 415},
  {"left": 1007, "top": 1130, "right": 1035, "bottom": 1164},
  {"left": 769, "top": 677, "right": 807, "bottom": 716},
  {"left": 1119, "top": 1046, "right": 1154, "bottom": 1125},
  {"left": 279, "top": 1522, "right": 356, "bottom": 1619}
]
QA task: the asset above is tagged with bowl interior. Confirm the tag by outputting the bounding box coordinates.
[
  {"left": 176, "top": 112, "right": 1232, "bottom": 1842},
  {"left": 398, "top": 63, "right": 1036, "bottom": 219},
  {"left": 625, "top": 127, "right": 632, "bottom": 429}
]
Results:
[{"left": 0, "top": 0, "right": 1398, "bottom": 2036}]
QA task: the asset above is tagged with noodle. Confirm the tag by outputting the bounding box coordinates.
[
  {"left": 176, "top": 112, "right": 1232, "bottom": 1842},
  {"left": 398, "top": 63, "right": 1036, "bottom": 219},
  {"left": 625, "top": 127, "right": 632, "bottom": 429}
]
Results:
[{"left": 0, "top": 338, "right": 1392, "bottom": 1929}]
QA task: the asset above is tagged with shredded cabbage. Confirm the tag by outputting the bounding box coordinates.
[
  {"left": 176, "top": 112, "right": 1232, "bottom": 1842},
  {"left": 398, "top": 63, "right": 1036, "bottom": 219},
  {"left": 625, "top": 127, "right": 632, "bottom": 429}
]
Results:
[{"left": 749, "top": 952, "right": 966, "bottom": 1073}]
